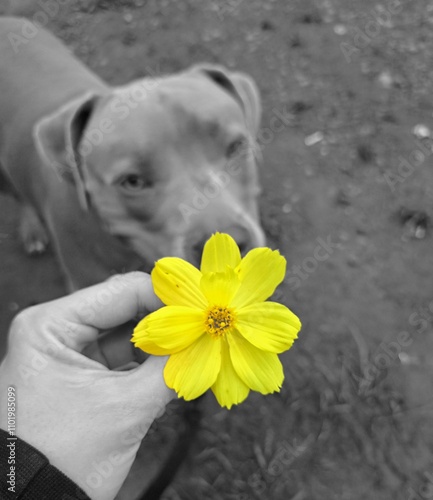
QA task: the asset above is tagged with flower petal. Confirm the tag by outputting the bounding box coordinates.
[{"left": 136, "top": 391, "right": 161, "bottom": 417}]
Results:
[
  {"left": 236, "top": 302, "right": 301, "bottom": 353},
  {"left": 201, "top": 233, "right": 242, "bottom": 274},
  {"left": 227, "top": 330, "right": 284, "bottom": 394},
  {"left": 152, "top": 258, "right": 207, "bottom": 308},
  {"left": 211, "top": 339, "right": 249, "bottom": 409},
  {"left": 164, "top": 334, "right": 222, "bottom": 400},
  {"left": 231, "top": 248, "right": 286, "bottom": 308},
  {"left": 131, "top": 335, "right": 172, "bottom": 356},
  {"left": 134, "top": 306, "right": 205, "bottom": 353},
  {"left": 200, "top": 268, "right": 241, "bottom": 307}
]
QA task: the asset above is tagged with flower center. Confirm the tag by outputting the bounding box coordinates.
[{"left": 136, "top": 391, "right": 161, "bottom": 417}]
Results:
[{"left": 205, "top": 306, "right": 235, "bottom": 337}]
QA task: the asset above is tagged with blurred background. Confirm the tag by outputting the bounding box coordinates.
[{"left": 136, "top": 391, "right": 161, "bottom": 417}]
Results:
[{"left": 1, "top": 1, "right": 433, "bottom": 499}]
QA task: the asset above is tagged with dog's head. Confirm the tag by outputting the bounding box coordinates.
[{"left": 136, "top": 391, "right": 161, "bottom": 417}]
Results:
[{"left": 34, "top": 64, "right": 265, "bottom": 268}]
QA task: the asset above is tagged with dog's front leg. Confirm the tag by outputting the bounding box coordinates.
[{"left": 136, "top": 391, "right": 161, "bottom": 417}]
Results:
[{"left": 19, "top": 203, "right": 49, "bottom": 255}]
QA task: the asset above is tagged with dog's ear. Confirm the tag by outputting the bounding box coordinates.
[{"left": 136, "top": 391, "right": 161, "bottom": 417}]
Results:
[
  {"left": 192, "top": 64, "right": 262, "bottom": 136},
  {"left": 33, "top": 93, "right": 99, "bottom": 211}
]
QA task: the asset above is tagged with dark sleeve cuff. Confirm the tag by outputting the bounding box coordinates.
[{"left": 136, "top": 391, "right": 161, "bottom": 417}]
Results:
[{"left": 1, "top": 429, "right": 91, "bottom": 499}]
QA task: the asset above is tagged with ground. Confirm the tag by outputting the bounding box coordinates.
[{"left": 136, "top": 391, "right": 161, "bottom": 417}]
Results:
[{"left": 1, "top": 1, "right": 433, "bottom": 499}]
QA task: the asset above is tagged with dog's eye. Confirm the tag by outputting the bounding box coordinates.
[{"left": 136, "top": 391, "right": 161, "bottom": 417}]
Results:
[
  {"left": 119, "top": 174, "right": 151, "bottom": 191},
  {"left": 226, "top": 137, "right": 247, "bottom": 158}
]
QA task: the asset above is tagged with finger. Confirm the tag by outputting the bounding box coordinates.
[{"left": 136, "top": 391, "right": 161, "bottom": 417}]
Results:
[
  {"left": 129, "top": 355, "right": 176, "bottom": 412},
  {"left": 44, "top": 272, "right": 163, "bottom": 350},
  {"left": 57, "top": 271, "right": 161, "bottom": 326},
  {"left": 113, "top": 361, "right": 139, "bottom": 371}
]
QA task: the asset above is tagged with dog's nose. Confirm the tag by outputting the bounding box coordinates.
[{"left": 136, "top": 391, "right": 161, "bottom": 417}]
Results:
[{"left": 189, "top": 226, "right": 253, "bottom": 267}]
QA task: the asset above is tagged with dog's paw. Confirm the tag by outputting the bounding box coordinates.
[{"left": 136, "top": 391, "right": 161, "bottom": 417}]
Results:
[
  {"left": 21, "top": 229, "right": 49, "bottom": 255},
  {"left": 19, "top": 205, "right": 49, "bottom": 256},
  {"left": 24, "top": 237, "right": 48, "bottom": 255}
]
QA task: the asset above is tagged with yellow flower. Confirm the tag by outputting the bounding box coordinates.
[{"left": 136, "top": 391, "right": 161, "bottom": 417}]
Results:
[{"left": 132, "top": 233, "right": 301, "bottom": 409}]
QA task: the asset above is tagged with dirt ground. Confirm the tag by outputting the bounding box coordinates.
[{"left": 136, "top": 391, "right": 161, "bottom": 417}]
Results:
[{"left": 1, "top": 1, "right": 433, "bottom": 499}]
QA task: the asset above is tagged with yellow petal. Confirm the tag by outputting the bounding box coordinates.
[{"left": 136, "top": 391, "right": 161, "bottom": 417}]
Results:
[
  {"left": 231, "top": 248, "right": 286, "bottom": 308},
  {"left": 152, "top": 258, "right": 207, "bottom": 308},
  {"left": 134, "top": 306, "right": 205, "bottom": 353},
  {"left": 236, "top": 302, "right": 301, "bottom": 353},
  {"left": 200, "top": 268, "right": 241, "bottom": 307},
  {"left": 201, "top": 233, "right": 242, "bottom": 274},
  {"left": 211, "top": 339, "right": 249, "bottom": 409},
  {"left": 227, "top": 330, "right": 284, "bottom": 394},
  {"left": 164, "top": 334, "right": 222, "bottom": 400},
  {"left": 131, "top": 335, "right": 172, "bottom": 356}
]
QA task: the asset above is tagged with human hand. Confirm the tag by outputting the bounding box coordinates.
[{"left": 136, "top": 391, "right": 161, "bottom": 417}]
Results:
[{"left": 0, "top": 272, "right": 174, "bottom": 500}]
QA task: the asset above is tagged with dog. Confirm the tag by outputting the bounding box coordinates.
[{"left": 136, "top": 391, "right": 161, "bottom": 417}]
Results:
[
  {"left": 0, "top": 17, "right": 265, "bottom": 293},
  {"left": 0, "top": 16, "right": 267, "bottom": 499}
]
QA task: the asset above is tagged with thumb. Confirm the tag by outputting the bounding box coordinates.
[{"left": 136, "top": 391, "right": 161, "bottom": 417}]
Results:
[
  {"left": 124, "top": 355, "right": 176, "bottom": 422},
  {"left": 41, "top": 272, "right": 162, "bottom": 352}
]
